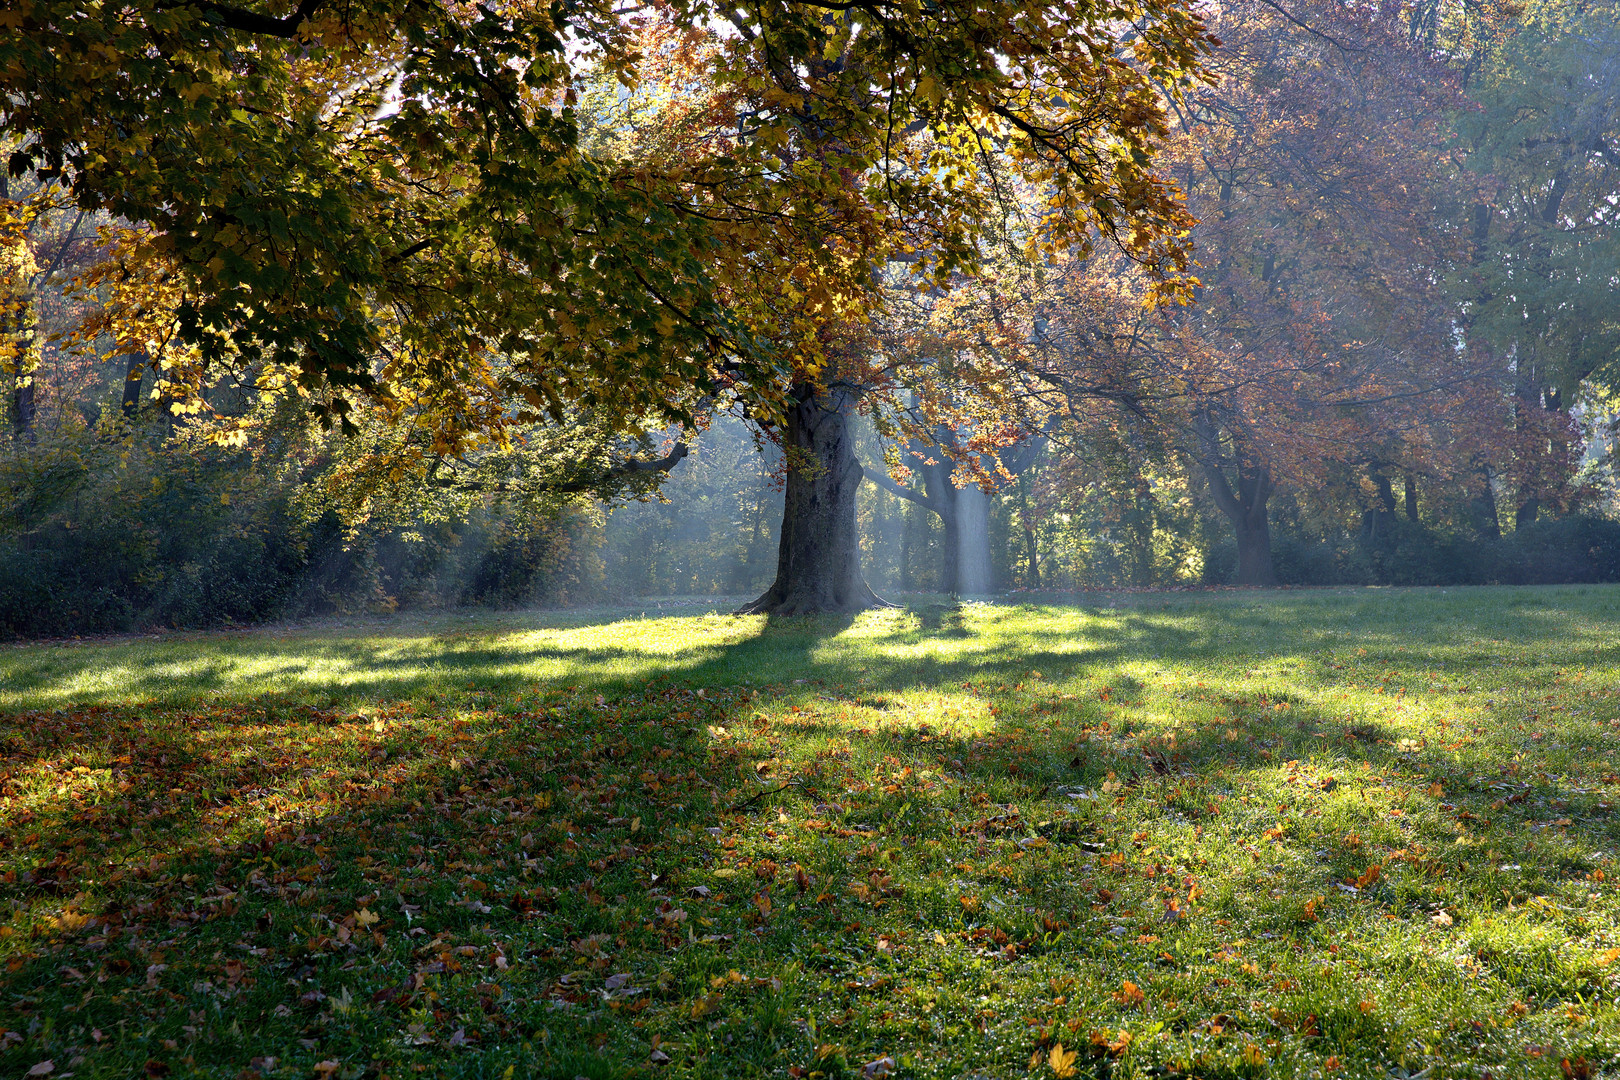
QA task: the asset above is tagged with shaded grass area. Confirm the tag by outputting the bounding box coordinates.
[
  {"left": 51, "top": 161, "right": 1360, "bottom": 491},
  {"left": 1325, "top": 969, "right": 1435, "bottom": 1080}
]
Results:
[{"left": 3, "top": 586, "right": 1620, "bottom": 1079}]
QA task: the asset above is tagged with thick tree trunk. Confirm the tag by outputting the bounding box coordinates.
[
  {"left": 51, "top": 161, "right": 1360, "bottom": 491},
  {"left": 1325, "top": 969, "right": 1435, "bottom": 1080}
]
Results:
[
  {"left": 955, "top": 484, "right": 992, "bottom": 594},
  {"left": 1202, "top": 459, "right": 1276, "bottom": 586},
  {"left": 1233, "top": 515, "right": 1275, "bottom": 586},
  {"left": 1403, "top": 475, "right": 1419, "bottom": 523},
  {"left": 739, "top": 384, "right": 885, "bottom": 615}
]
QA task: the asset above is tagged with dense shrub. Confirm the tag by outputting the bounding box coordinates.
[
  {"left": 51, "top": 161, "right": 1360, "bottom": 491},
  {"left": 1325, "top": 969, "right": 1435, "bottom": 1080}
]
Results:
[
  {"left": 1202, "top": 515, "right": 1620, "bottom": 587},
  {"left": 0, "top": 423, "right": 604, "bottom": 639}
]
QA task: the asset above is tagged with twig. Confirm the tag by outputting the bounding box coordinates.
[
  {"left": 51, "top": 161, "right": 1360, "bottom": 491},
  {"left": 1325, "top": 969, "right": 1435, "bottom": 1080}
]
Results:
[{"left": 730, "top": 778, "right": 803, "bottom": 811}]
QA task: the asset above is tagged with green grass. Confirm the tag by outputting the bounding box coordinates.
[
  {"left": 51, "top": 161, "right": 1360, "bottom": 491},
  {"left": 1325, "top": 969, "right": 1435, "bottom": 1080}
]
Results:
[{"left": 4, "top": 586, "right": 1620, "bottom": 1080}]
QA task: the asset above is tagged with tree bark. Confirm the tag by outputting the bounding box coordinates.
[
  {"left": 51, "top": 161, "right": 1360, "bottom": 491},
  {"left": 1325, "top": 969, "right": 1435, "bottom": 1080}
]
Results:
[
  {"left": 1362, "top": 470, "right": 1397, "bottom": 540},
  {"left": 1195, "top": 417, "right": 1276, "bottom": 586},
  {"left": 1202, "top": 459, "right": 1276, "bottom": 586},
  {"left": 738, "top": 383, "right": 886, "bottom": 615},
  {"left": 862, "top": 436, "right": 991, "bottom": 595},
  {"left": 1474, "top": 467, "right": 1501, "bottom": 539},
  {"left": 1403, "top": 474, "right": 1419, "bottom": 523},
  {"left": 121, "top": 351, "right": 146, "bottom": 419},
  {"left": 11, "top": 375, "right": 34, "bottom": 440},
  {"left": 866, "top": 455, "right": 959, "bottom": 593},
  {"left": 955, "top": 484, "right": 992, "bottom": 594}
]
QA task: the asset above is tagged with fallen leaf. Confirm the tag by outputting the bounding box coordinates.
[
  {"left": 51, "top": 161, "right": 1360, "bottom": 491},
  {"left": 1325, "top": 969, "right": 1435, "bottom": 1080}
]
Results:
[{"left": 1114, "top": 980, "right": 1145, "bottom": 1006}]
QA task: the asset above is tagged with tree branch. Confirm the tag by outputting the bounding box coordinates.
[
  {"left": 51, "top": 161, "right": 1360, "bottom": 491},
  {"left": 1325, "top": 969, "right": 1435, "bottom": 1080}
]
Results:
[
  {"left": 432, "top": 442, "right": 689, "bottom": 496},
  {"left": 171, "top": 0, "right": 326, "bottom": 38},
  {"left": 858, "top": 460, "right": 947, "bottom": 516}
]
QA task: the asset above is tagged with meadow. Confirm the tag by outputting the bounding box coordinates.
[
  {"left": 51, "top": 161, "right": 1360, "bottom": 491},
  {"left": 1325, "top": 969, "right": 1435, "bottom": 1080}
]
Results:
[{"left": 3, "top": 586, "right": 1620, "bottom": 1080}]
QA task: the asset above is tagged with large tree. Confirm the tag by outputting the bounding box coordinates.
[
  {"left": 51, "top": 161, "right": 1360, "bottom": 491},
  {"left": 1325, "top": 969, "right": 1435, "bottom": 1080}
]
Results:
[
  {"left": 1452, "top": 0, "right": 1620, "bottom": 525},
  {"left": 1147, "top": 0, "right": 1494, "bottom": 583},
  {"left": 1, "top": 0, "right": 1216, "bottom": 612}
]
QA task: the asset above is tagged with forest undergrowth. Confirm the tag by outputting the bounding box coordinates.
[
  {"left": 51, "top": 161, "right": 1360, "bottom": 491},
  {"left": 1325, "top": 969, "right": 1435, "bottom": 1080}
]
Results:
[{"left": 3, "top": 587, "right": 1620, "bottom": 1079}]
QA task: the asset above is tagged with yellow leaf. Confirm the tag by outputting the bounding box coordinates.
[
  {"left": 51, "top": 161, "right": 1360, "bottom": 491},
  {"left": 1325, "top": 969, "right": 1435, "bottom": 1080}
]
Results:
[
  {"left": 354, "top": 907, "right": 380, "bottom": 929},
  {"left": 1598, "top": 947, "right": 1620, "bottom": 966},
  {"left": 1048, "top": 1042, "right": 1078, "bottom": 1078}
]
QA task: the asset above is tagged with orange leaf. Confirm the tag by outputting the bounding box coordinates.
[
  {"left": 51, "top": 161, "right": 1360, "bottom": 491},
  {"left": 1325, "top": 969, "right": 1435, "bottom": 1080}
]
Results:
[{"left": 1113, "top": 980, "right": 1145, "bottom": 1006}]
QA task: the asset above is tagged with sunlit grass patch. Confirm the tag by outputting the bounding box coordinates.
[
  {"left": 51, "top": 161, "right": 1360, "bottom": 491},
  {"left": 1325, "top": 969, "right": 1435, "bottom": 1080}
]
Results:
[{"left": 4, "top": 587, "right": 1620, "bottom": 1078}]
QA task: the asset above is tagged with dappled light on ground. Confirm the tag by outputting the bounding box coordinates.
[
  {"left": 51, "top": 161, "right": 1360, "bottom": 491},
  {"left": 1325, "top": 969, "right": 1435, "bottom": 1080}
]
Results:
[{"left": 3, "top": 586, "right": 1620, "bottom": 1079}]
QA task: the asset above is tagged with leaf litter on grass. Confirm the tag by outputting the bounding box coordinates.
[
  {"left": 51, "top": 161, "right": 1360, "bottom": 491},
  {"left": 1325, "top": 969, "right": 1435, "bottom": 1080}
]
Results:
[{"left": 2, "top": 589, "right": 1620, "bottom": 1078}]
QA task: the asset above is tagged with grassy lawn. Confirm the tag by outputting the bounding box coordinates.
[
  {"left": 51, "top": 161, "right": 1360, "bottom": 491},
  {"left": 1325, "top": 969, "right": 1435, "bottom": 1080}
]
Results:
[{"left": 4, "top": 587, "right": 1620, "bottom": 1080}]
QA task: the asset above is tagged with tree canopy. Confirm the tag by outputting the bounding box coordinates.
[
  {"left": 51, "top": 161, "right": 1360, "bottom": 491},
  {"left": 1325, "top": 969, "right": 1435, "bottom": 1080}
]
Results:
[{"left": 1, "top": 0, "right": 1215, "bottom": 449}]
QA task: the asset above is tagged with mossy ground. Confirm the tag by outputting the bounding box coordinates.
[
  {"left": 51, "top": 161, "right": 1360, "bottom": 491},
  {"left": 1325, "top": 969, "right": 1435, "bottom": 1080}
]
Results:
[{"left": 3, "top": 586, "right": 1620, "bottom": 1080}]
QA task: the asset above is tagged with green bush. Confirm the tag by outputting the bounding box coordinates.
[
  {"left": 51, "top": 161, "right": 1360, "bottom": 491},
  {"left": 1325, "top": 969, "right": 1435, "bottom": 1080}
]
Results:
[
  {"left": 0, "top": 422, "right": 602, "bottom": 639},
  {"left": 1202, "top": 515, "right": 1620, "bottom": 587}
]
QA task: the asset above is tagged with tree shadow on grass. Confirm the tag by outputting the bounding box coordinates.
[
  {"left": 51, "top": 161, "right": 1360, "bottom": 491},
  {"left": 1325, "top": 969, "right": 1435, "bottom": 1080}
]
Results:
[{"left": 7, "top": 594, "right": 1620, "bottom": 1078}]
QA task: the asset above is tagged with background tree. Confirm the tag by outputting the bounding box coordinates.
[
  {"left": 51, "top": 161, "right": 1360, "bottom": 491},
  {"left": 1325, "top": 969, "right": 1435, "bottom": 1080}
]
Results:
[
  {"left": 1452, "top": 0, "right": 1620, "bottom": 525},
  {"left": 1149, "top": 0, "right": 1494, "bottom": 583}
]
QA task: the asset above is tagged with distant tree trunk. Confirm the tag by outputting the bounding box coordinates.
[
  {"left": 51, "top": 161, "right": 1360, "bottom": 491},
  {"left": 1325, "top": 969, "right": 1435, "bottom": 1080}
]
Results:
[
  {"left": 1016, "top": 478, "right": 1041, "bottom": 589},
  {"left": 1512, "top": 380, "right": 1558, "bottom": 530},
  {"left": 936, "top": 491, "right": 961, "bottom": 595},
  {"left": 1002, "top": 440, "right": 1046, "bottom": 589},
  {"left": 739, "top": 382, "right": 885, "bottom": 615},
  {"left": 955, "top": 485, "right": 992, "bottom": 594},
  {"left": 900, "top": 500, "right": 916, "bottom": 590},
  {"left": 1202, "top": 460, "right": 1275, "bottom": 586},
  {"left": 1403, "top": 475, "right": 1419, "bottom": 523},
  {"left": 1195, "top": 418, "right": 1276, "bottom": 586},
  {"left": 863, "top": 433, "right": 971, "bottom": 594},
  {"left": 11, "top": 374, "right": 34, "bottom": 440},
  {"left": 121, "top": 351, "right": 146, "bottom": 419},
  {"left": 1128, "top": 479, "right": 1156, "bottom": 586},
  {"left": 1362, "top": 469, "right": 1397, "bottom": 540},
  {"left": 1474, "top": 467, "right": 1501, "bottom": 539},
  {"left": 911, "top": 435, "right": 961, "bottom": 594},
  {"left": 1023, "top": 522, "right": 1040, "bottom": 588}
]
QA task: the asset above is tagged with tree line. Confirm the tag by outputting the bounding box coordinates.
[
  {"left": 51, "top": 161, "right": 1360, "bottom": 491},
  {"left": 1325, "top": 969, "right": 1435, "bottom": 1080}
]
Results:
[{"left": 1, "top": 0, "right": 1616, "bottom": 634}]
